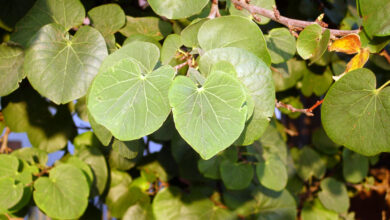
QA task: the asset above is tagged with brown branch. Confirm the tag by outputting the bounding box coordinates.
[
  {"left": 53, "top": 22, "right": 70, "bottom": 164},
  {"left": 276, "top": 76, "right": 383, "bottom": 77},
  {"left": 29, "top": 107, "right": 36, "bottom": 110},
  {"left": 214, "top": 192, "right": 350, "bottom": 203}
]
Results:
[
  {"left": 231, "top": 0, "right": 359, "bottom": 37},
  {"left": 276, "top": 100, "right": 314, "bottom": 117},
  {"left": 208, "top": 0, "right": 221, "bottom": 19},
  {"left": 0, "top": 127, "right": 11, "bottom": 154},
  {"left": 380, "top": 50, "right": 390, "bottom": 64}
]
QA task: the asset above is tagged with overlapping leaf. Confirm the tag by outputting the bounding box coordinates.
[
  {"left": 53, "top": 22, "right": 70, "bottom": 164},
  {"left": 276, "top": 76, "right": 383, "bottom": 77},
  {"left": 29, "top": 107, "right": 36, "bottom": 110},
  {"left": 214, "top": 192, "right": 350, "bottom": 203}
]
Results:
[
  {"left": 0, "top": 44, "right": 24, "bottom": 96},
  {"left": 88, "top": 4, "right": 125, "bottom": 36},
  {"left": 358, "top": 0, "right": 390, "bottom": 37},
  {"left": 296, "top": 24, "right": 330, "bottom": 63}
]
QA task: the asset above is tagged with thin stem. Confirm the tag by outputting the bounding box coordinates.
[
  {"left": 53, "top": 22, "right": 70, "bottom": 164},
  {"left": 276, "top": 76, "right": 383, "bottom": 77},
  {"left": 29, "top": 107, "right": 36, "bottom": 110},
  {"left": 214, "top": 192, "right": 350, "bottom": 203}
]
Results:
[
  {"left": 0, "top": 127, "right": 11, "bottom": 154},
  {"left": 208, "top": 0, "right": 221, "bottom": 19},
  {"left": 378, "top": 80, "right": 390, "bottom": 92},
  {"left": 231, "top": 0, "right": 359, "bottom": 37},
  {"left": 275, "top": 100, "right": 314, "bottom": 117}
]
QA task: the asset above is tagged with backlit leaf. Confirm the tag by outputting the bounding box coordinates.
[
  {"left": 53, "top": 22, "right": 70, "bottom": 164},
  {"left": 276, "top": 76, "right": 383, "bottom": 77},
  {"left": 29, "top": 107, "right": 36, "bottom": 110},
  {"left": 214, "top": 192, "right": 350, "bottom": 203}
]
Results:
[
  {"left": 329, "top": 34, "right": 361, "bottom": 54},
  {"left": 0, "top": 44, "right": 24, "bottom": 96},
  {"left": 345, "top": 48, "right": 370, "bottom": 72},
  {"left": 148, "top": 0, "right": 209, "bottom": 19}
]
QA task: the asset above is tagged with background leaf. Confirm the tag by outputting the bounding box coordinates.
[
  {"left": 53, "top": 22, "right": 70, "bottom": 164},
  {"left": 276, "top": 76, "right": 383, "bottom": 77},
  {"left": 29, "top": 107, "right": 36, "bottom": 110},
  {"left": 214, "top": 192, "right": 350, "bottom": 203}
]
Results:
[{"left": 147, "top": 0, "right": 209, "bottom": 19}]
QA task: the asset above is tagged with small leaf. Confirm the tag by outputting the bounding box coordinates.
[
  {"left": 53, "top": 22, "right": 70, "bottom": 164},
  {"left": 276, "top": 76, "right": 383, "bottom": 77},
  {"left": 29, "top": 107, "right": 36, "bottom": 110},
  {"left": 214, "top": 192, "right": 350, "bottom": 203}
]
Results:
[
  {"left": 220, "top": 160, "right": 253, "bottom": 190},
  {"left": 229, "top": 0, "right": 275, "bottom": 25},
  {"left": 61, "top": 156, "right": 94, "bottom": 189},
  {"left": 119, "top": 16, "right": 172, "bottom": 41},
  {"left": 272, "top": 59, "right": 305, "bottom": 92},
  {"left": 322, "top": 68, "right": 390, "bottom": 156},
  {"left": 302, "top": 199, "right": 339, "bottom": 220},
  {"left": 169, "top": 71, "right": 247, "bottom": 159},
  {"left": 161, "top": 34, "right": 183, "bottom": 65},
  {"left": 297, "top": 24, "right": 330, "bottom": 62},
  {"left": 291, "top": 146, "right": 326, "bottom": 181},
  {"left": 89, "top": 113, "right": 113, "bottom": 146},
  {"left": 112, "top": 138, "right": 143, "bottom": 160},
  {"left": 301, "top": 67, "right": 333, "bottom": 97},
  {"left": 11, "top": 0, "right": 85, "bottom": 47},
  {"left": 181, "top": 18, "right": 208, "bottom": 48},
  {"left": 256, "top": 155, "right": 287, "bottom": 191},
  {"left": 25, "top": 24, "right": 108, "bottom": 104},
  {"left": 148, "top": 0, "right": 209, "bottom": 19},
  {"left": 329, "top": 34, "right": 361, "bottom": 54},
  {"left": 266, "top": 27, "right": 296, "bottom": 64},
  {"left": 88, "top": 59, "right": 175, "bottom": 141},
  {"left": 0, "top": 44, "right": 25, "bottom": 96},
  {"left": 11, "top": 147, "right": 48, "bottom": 166},
  {"left": 318, "top": 177, "right": 350, "bottom": 213},
  {"left": 198, "top": 157, "right": 221, "bottom": 179},
  {"left": 123, "top": 34, "right": 162, "bottom": 50},
  {"left": 88, "top": 4, "right": 125, "bottom": 36},
  {"left": 33, "top": 164, "right": 90, "bottom": 219},
  {"left": 343, "top": 149, "right": 369, "bottom": 183},
  {"left": 198, "top": 16, "right": 271, "bottom": 65},
  {"left": 312, "top": 127, "right": 341, "bottom": 155}
]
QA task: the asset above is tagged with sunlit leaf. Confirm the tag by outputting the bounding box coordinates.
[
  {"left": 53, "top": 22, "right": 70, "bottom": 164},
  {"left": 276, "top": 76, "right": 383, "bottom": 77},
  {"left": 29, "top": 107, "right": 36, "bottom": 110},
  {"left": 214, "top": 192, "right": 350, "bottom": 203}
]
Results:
[
  {"left": 329, "top": 34, "right": 361, "bottom": 54},
  {"left": 148, "top": 0, "right": 209, "bottom": 19},
  {"left": 0, "top": 44, "right": 24, "bottom": 96},
  {"left": 345, "top": 48, "right": 370, "bottom": 72}
]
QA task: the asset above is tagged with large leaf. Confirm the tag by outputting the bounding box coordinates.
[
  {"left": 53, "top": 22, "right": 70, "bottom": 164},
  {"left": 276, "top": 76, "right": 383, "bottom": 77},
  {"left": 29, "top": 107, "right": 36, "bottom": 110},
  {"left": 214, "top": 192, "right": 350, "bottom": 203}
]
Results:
[
  {"left": 296, "top": 24, "right": 330, "bottom": 62},
  {"left": 358, "top": 0, "right": 390, "bottom": 37},
  {"left": 25, "top": 24, "right": 108, "bottom": 104},
  {"left": 148, "top": 0, "right": 209, "bottom": 19},
  {"left": 33, "top": 164, "right": 89, "bottom": 219},
  {"left": 199, "top": 47, "right": 275, "bottom": 145},
  {"left": 88, "top": 58, "right": 175, "bottom": 141},
  {"left": 318, "top": 177, "right": 350, "bottom": 213},
  {"left": 11, "top": 0, "right": 85, "bottom": 47},
  {"left": 119, "top": 16, "right": 172, "bottom": 41},
  {"left": 321, "top": 68, "right": 390, "bottom": 156},
  {"left": 198, "top": 16, "right": 271, "bottom": 65},
  {"left": 88, "top": 4, "right": 125, "bottom": 36},
  {"left": 0, "top": 44, "right": 25, "bottom": 96},
  {"left": 220, "top": 160, "right": 254, "bottom": 190},
  {"left": 169, "top": 71, "right": 247, "bottom": 159},
  {"left": 0, "top": 178, "right": 24, "bottom": 210},
  {"left": 266, "top": 28, "right": 296, "bottom": 64}
]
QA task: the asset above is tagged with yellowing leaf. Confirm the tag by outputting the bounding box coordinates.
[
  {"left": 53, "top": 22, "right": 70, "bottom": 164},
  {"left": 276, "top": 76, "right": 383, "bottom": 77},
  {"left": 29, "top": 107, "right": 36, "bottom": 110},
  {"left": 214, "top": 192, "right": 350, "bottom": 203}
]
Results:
[
  {"left": 345, "top": 48, "right": 370, "bottom": 72},
  {"left": 329, "top": 34, "right": 361, "bottom": 54}
]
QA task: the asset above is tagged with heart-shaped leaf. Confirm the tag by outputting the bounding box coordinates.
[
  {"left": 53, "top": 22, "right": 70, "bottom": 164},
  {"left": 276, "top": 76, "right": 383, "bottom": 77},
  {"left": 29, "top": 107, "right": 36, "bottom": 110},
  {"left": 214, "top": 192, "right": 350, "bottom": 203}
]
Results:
[
  {"left": 33, "top": 164, "right": 89, "bottom": 219},
  {"left": 88, "top": 4, "right": 125, "bottom": 36},
  {"left": 199, "top": 47, "right": 275, "bottom": 145},
  {"left": 297, "top": 24, "right": 330, "bottom": 63},
  {"left": 256, "top": 155, "right": 287, "bottom": 191},
  {"left": 169, "top": 71, "right": 247, "bottom": 159},
  {"left": 88, "top": 58, "right": 175, "bottom": 141},
  {"left": 25, "top": 23, "right": 108, "bottom": 104},
  {"left": 266, "top": 27, "right": 296, "bottom": 64},
  {"left": 147, "top": 0, "right": 209, "bottom": 19},
  {"left": 322, "top": 68, "right": 390, "bottom": 156},
  {"left": 0, "top": 44, "right": 24, "bottom": 96},
  {"left": 0, "top": 177, "right": 24, "bottom": 210},
  {"left": 198, "top": 16, "right": 271, "bottom": 65},
  {"left": 11, "top": 0, "right": 85, "bottom": 47},
  {"left": 220, "top": 160, "right": 254, "bottom": 190}
]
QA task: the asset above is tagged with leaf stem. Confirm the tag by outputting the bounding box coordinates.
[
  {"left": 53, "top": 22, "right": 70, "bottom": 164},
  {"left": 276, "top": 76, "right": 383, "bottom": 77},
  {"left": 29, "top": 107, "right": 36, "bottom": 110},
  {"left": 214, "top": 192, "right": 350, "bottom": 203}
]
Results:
[
  {"left": 231, "top": 0, "right": 359, "bottom": 37},
  {"left": 377, "top": 80, "right": 390, "bottom": 92}
]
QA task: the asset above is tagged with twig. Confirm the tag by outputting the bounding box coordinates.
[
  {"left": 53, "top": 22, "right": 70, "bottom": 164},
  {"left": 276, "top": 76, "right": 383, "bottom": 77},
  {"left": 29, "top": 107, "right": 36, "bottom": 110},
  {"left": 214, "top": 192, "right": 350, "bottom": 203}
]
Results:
[
  {"left": 307, "top": 100, "right": 324, "bottom": 112},
  {"left": 275, "top": 100, "right": 314, "bottom": 117},
  {"left": 208, "top": 0, "right": 221, "bottom": 19},
  {"left": 231, "top": 0, "right": 359, "bottom": 37},
  {"left": 0, "top": 127, "right": 11, "bottom": 153}
]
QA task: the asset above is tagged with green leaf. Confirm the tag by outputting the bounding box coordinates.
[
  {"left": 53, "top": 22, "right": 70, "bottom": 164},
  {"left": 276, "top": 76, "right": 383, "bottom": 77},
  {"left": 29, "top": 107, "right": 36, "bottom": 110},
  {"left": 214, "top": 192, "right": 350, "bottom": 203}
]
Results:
[
  {"left": 123, "top": 203, "right": 154, "bottom": 220},
  {"left": 88, "top": 59, "right": 175, "bottom": 141},
  {"left": 169, "top": 71, "right": 247, "bottom": 159},
  {"left": 181, "top": 18, "right": 208, "bottom": 48},
  {"left": 153, "top": 187, "right": 234, "bottom": 220},
  {"left": 266, "top": 27, "right": 296, "bottom": 64},
  {"left": 359, "top": 31, "right": 390, "bottom": 53},
  {"left": 88, "top": 4, "right": 125, "bottom": 36},
  {"left": 61, "top": 156, "right": 94, "bottom": 189},
  {"left": 312, "top": 127, "right": 341, "bottom": 155},
  {"left": 321, "top": 68, "right": 390, "bottom": 156},
  {"left": 0, "top": 154, "right": 20, "bottom": 178},
  {"left": 297, "top": 24, "right": 330, "bottom": 62},
  {"left": 342, "top": 148, "right": 369, "bottom": 183},
  {"left": 301, "top": 67, "right": 333, "bottom": 97},
  {"left": 148, "top": 0, "right": 209, "bottom": 19},
  {"left": 119, "top": 16, "right": 172, "bottom": 41},
  {"left": 33, "top": 164, "right": 89, "bottom": 219},
  {"left": 161, "top": 34, "right": 183, "bottom": 65},
  {"left": 74, "top": 136, "right": 108, "bottom": 196},
  {"left": 198, "top": 16, "right": 271, "bottom": 65},
  {"left": 198, "top": 157, "right": 221, "bottom": 179},
  {"left": 123, "top": 34, "right": 162, "bottom": 50},
  {"left": 11, "top": 0, "right": 85, "bottom": 47},
  {"left": 112, "top": 138, "right": 143, "bottom": 159},
  {"left": 11, "top": 147, "right": 48, "bottom": 166},
  {"left": 301, "top": 199, "right": 339, "bottom": 220},
  {"left": 279, "top": 96, "right": 304, "bottom": 119},
  {"left": 358, "top": 0, "right": 390, "bottom": 36},
  {"left": 256, "top": 155, "right": 288, "bottom": 191},
  {"left": 98, "top": 42, "right": 160, "bottom": 74},
  {"left": 88, "top": 112, "right": 113, "bottom": 146},
  {"left": 220, "top": 160, "right": 254, "bottom": 190},
  {"left": 25, "top": 24, "right": 108, "bottom": 104},
  {"left": 272, "top": 59, "right": 305, "bottom": 92},
  {"left": 0, "top": 178, "right": 24, "bottom": 210},
  {"left": 199, "top": 47, "right": 275, "bottom": 145},
  {"left": 229, "top": 0, "right": 275, "bottom": 24},
  {"left": 0, "top": 44, "right": 24, "bottom": 96},
  {"left": 75, "top": 97, "right": 89, "bottom": 122},
  {"left": 1, "top": 88, "right": 76, "bottom": 152},
  {"left": 291, "top": 146, "right": 326, "bottom": 181},
  {"left": 318, "top": 177, "right": 350, "bottom": 213}
]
